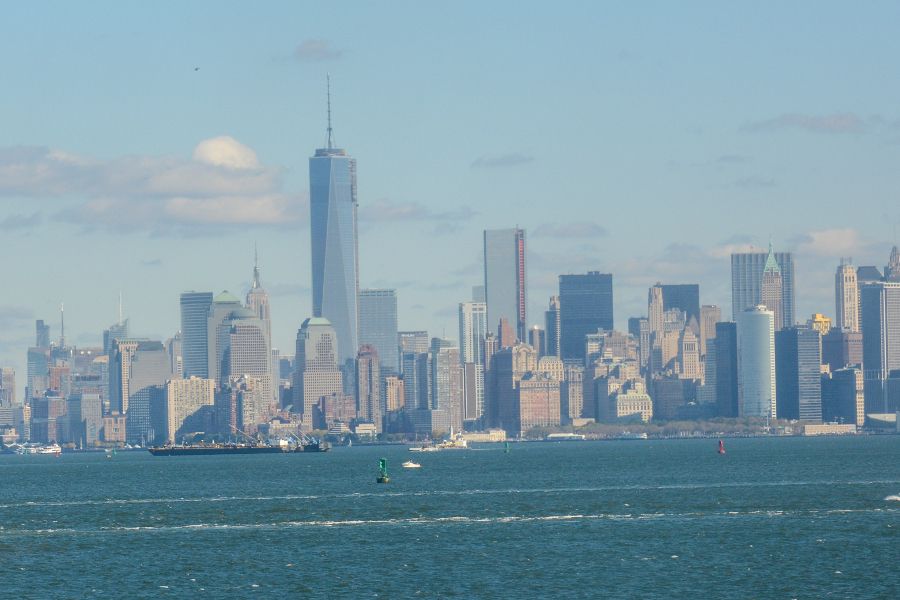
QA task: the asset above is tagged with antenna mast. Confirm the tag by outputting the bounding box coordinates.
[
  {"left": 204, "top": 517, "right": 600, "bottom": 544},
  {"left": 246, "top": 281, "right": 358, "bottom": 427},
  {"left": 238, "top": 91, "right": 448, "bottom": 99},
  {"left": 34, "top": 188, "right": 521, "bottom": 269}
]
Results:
[{"left": 326, "top": 74, "right": 334, "bottom": 149}]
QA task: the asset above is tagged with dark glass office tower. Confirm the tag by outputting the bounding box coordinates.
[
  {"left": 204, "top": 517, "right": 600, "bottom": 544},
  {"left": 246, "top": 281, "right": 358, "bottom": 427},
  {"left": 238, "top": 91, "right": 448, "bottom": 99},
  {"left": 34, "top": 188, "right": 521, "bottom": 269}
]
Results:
[
  {"left": 660, "top": 284, "right": 700, "bottom": 327},
  {"left": 179, "top": 291, "right": 213, "bottom": 378},
  {"left": 558, "top": 272, "right": 613, "bottom": 361},
  {"left": 714, "top": 322, "right": 738, "bottom": 417},
  {"left": 483, "top": 228, "right": 527, "bottom": 342},
  {"left": 775, "top": 327, "right": 822, "bottom": 421}
]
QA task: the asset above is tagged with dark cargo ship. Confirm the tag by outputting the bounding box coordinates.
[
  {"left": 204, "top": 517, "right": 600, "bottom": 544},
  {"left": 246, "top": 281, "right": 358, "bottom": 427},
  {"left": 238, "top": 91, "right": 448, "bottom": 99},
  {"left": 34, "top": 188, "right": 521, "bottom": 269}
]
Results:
[{"left": 148, "top": 440, "right": 330, "bottom": 456}]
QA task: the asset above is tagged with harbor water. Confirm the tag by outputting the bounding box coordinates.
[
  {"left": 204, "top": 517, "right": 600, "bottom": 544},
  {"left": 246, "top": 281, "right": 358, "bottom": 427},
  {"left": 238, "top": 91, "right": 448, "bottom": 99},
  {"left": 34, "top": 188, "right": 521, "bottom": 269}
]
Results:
[{"left": 1, "top": 436, "right": 898, "bottom": 598}]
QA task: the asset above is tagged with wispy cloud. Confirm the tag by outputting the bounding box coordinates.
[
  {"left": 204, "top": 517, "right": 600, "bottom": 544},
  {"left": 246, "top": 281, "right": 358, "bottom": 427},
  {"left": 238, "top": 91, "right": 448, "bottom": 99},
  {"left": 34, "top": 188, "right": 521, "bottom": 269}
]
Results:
[
  {"left": 733, "top": 175, "right": 776, "bottom": 190},
  {"left": 471, "top": 153, "right": 534, "bottom": 168},
  {"left": 742, "top": 112, "right": 866, "bottom": 134},
  {"left": 266, "top": 282, "right": 311, "bottom": 297},
  {"left": 0, "top": 137, "right": 304, "bottom": 235},
  {"left": 359, "top": 199, "right": 476, "bottom": 224},
  {"left": 294, "top": 39, "right": 343, "bottom": 62},
  {"left": 716, "top": 154, "right": 751, "bottom": 165},
  {"left": 140, "top": 258, "right": 163, "bottom": 267},
  {"left": 790, "top": 228, "right": 874, "bottom": 258},
  {"left": 0, "top": 211, "right": 42, "bottom": 229},
  {"left": 0, "top": 305, "right": 33, "bottom": 329},
  {"left": 533, "top": 222, "right": 607, "bottom": 238}
]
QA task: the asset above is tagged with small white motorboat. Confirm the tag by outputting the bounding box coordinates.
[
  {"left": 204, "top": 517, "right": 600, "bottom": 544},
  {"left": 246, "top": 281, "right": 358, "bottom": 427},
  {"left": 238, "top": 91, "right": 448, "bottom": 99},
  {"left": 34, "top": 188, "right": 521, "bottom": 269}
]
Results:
[{"left": 402, "top": 460, "right": 421, "bottom": 469}]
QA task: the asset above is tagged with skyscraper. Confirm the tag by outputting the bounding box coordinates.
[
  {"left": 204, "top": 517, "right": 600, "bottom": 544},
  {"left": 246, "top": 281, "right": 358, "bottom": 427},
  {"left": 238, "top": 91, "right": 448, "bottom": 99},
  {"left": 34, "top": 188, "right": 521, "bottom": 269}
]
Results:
[
  {"left": 731, "top": 248, "right": 795, "bottom": 327},
  {"left": 459, "top": 301, "right": 487, "bottom": 424},
  {"left": 860, "top": 282, "right": 900, "bottom": 379},
  {"left": 356, "top": 345, "right": 381, "bottom": 432},
  {"left": 545, "top": 296, "right": 561, "bottom": 358},
  {"left": 775, "top": 327, "right": 822, "bottom": 422},
  {"left": 699, "top": 305, "right": 721, "bottom": 357},
  {"left": 245, "top": 251, "right": 272, "bottom": 346},
  {"left": 179, "top": 291, "right": 213, "bottom": 378},
  {"left": 293, "top": 317, "right": 343, "bottom": 428},
  {"left": 822, "top": 328, "right": 863, "bottom": 372},
  {"left": 760, "top": 245, "right": 785, "bottom": 330},
  {"left": 559, "top": 272, "right": 614, "bottom": 361},
  {"left": 458, "top": 302, "right": 488, "bottom": 365},
  {"left": 358, "top": 289, "right": 399, "bottom": 375},
  {"left": 310, "top": 85, "right": 359, "bottom": 368},
  {"left": 737, "top": 306, "right": 776, "bottom": 418},
  {"left": 398, "top": 331, "right": 430, "bottom": 356},
  {"left": 35, "top": 320, "right": 50, "bottom": 349},
  {"left": 860, "top": 282, "right": 900, "bottom": 412},
  {"left": 125, "top": 341, "right": 171, "bottom": 444},
  {"left": 109, "top": 339, "right": 141, "bottom": 415},
  {"left": 166, "top": 377, "right": 215, "bottom": 443},
  {"left": 431, "top": 338, "right": 463, "bottom": 432},
  {"left": 206, "top": 291, "right": 243, "bottom": 384},
  {"left": 886, "top": 246, "right": 900, "bottom": 281},
  {"left": 483, "top": 228, "right": 527, "bottom": 341},
  {"left": 219, "top": 308, "right": 273, "bottom": 424},
  {"left": 835, "top": 261, "right": 860, "bottom": 332},
  {"left": 660, "top": 284, "right": 701, "bottom": 329}
]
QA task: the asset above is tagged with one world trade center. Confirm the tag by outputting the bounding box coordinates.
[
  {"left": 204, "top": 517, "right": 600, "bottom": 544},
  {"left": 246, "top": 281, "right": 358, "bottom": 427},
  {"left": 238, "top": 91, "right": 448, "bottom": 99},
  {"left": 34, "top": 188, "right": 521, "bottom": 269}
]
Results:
[{"left": 309, "top": 79, "right": 359, "bottom": 369}]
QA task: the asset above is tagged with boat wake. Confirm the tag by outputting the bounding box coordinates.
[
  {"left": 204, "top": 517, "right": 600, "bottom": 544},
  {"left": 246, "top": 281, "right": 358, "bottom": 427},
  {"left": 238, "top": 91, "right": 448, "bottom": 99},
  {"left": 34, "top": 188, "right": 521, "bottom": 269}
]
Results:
[
  {"left": 3, "top": 480, "right": 900, "bottom": 510},
  {"left": 2, "top": 507, "right": 897, "bottom": 536}
]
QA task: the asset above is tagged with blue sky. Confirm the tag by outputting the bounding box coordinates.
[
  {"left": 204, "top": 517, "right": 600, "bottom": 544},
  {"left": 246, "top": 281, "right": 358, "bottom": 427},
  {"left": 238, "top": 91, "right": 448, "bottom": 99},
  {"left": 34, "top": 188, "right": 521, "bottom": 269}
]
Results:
[{"left": 2, "top": 1, "right": 900, "bottom": 390}]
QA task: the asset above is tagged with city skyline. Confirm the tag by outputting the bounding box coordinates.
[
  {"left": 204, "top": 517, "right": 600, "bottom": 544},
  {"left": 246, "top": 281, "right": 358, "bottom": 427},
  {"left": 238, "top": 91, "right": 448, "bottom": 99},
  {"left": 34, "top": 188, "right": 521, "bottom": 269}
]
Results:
[{"left": 3, "top": 2, "right": 900, "bottom": 384}]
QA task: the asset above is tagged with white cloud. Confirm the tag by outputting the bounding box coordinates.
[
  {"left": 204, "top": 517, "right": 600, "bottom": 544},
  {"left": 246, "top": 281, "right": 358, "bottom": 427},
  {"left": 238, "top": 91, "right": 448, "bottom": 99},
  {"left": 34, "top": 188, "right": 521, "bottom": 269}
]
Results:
[
  {"left": 0, "top": 138, "right": 301, "bottom": 233},
  {"left": 192, "top": 136, "right": 260, "bottom": 169},
  {"left": 792, "top": 228, "right": 868, "bottom": 258},
  {"left": 743, "top": 112, "right": 866, "bottom": 134}
]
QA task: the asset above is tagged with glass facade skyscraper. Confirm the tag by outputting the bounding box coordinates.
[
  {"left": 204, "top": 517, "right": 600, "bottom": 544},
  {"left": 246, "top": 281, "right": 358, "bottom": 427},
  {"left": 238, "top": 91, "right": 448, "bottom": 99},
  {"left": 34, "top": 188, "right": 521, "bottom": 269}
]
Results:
[
  {"left": 659, "top": 284, "right": 700, "bottom": 328},
  {"left": 483, "top": 228, "right": 527, "bottom": 342},
  {"left": 715, "top": 322, "right": 739, "bottom": 418},
  {"left": 775, "top": 326, "right": 822, "bottom": 422},
  {"left": 737, "top": 306, "right": 776, "bottom": 418},
  {"left": 358, "top": 289, "right": 399, "bottom": 374},
  {"left": 558, "top": 272, "right": 613, "bottom": 361},
  {"left": 310, "top": 143, "right": 359, "bottom": 367},
  {"left": 179, "top": 291, "right": 213, "bottom": 378},
  {"left": 731, "top": 250, "right": 795, "bottom": 328}
]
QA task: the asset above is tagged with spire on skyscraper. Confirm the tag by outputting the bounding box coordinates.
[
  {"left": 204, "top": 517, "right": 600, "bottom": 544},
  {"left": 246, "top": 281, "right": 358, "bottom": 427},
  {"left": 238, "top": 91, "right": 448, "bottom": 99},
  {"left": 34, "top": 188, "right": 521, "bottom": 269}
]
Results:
[
  {"left": 59, "top": 302, "right": 65, "bottom": 348},
  {"left": 887, "top": 245, "right": 900, "bottom": 281},
  {"left": 763, "top": 241, "right": 781, "bottom": 274},
  {"left": 252, "top": 243, "right": 261, "bottom": 290},
  {"left": 326, "top": 74, "right": 334, "bottom": 150}
]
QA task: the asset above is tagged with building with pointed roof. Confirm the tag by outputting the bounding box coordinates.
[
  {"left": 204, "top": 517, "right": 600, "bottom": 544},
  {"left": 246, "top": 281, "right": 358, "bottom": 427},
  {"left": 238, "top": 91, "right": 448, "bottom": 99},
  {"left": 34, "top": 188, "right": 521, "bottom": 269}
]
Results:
[
  {"left": 731, "top": 246, "right": 795, "bottom": 329},
  {"left": 761, "top": 243, "right": 785, "bottom": 330}
]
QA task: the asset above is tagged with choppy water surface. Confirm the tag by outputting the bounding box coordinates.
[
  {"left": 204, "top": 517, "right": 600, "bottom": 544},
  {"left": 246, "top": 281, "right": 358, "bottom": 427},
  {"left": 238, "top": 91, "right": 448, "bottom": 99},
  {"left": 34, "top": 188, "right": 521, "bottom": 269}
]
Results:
[{"left": 1, "top": 436, "right": 898, "bottom": 598}]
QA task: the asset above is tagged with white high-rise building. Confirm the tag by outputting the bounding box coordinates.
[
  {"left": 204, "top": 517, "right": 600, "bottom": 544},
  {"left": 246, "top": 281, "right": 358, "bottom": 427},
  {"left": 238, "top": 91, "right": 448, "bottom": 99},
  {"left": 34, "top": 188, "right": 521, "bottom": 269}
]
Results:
[
  {"left": 294, "top": 317, "right": 344, "bottom": 428},
  {"left": 458, "top": 302, "right": 488, "bottom": 365},
  {"left": 222, "top": 310, "right": 273, "bottom": 424},
  {"left": 737, "top": 306, "right": 776, "bottom": 418},
  {"left": 166, "top": 377, "right": 215, "bottom": 443},
  {"left": 835, "top": 261, "right": 860, "bottom": 333},
  {"left": 459, "top": 301, "right": 487, "bottom": 424}
]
